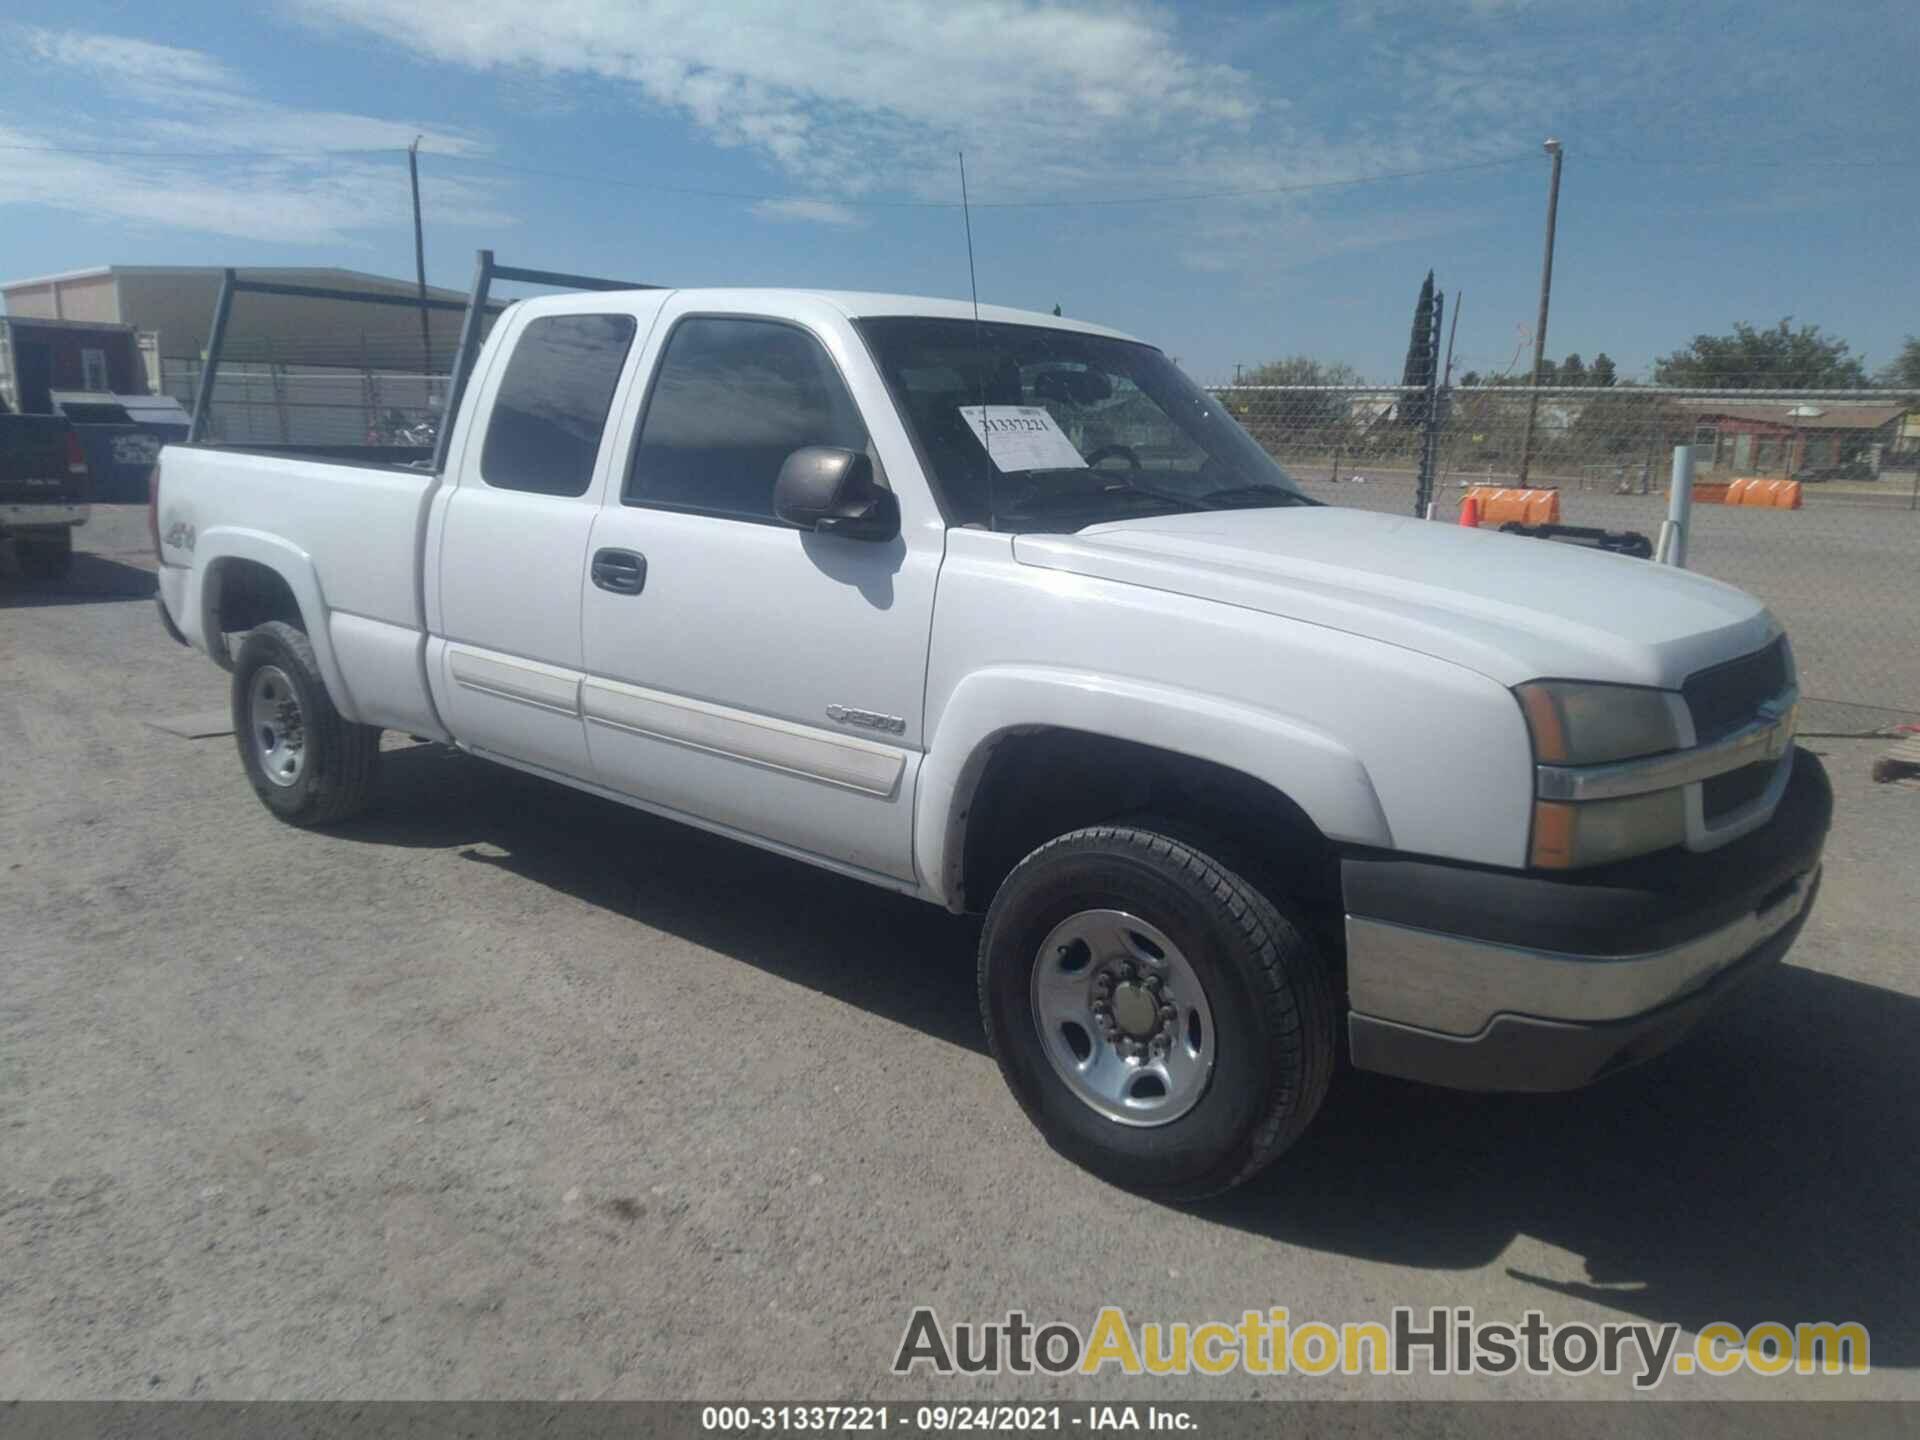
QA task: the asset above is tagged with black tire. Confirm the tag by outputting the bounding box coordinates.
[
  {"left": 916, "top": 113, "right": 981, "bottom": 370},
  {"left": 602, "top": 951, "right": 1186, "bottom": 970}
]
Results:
[
  {"left": 231, "top": 620, "right": 381, "bottom": 826},
  {"left": 15, "top": 529, "right": 73, "bottom": 579},
  {"left": 979, "top": 826, "right": 1335, "bottom": 1201}
]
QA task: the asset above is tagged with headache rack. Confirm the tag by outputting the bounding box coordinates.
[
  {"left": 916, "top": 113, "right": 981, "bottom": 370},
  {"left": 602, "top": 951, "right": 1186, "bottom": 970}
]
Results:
[{"left": 187, "top": 250, "right": 658, "bottom": 472}]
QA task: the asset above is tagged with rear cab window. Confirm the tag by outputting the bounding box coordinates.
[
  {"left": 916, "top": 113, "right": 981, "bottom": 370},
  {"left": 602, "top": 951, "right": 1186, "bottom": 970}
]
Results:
[{"left": 480, "top": 313, "right": 638, "bottom": 496}]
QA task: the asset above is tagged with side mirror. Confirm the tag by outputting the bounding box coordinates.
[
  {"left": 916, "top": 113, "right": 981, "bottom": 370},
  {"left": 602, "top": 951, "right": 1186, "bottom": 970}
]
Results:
[{"left": 773, "top": 447, "right": 900, "bottom": 541}]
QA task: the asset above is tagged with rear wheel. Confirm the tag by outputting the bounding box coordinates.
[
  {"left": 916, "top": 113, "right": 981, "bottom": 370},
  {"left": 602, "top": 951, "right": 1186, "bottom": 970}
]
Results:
[
  {"left": 979, "top": 826, "right": 1335, "bottom": 1200},
  {"left": 231, "top": 620, "right": 380, "bottom": 826},
  {"left": 14, "top": 528, "right": 73, "bottom": 579}
]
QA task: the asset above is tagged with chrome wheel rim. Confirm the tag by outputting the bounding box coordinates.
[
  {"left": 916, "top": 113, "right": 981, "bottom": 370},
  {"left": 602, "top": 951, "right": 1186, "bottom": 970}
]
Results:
[
  {"left": 248, "top": 665, "right": 306, "bottom": 788},
  {"left": 1030, "top": 909, "right": 1216, "bottom": 1127}
]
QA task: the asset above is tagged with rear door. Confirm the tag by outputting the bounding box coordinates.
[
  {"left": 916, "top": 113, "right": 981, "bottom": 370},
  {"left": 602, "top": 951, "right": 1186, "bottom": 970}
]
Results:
[
  {"left": 429, "top": 300, "right": 658, "bottom": 779},
  {"left": 578, "top": 301, "right": 943, "bottom": 884}
]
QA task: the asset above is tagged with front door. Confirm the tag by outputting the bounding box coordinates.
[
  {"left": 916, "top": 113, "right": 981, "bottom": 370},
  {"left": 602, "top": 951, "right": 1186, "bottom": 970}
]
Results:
[{"left": 580, "top": 309, "right": 942, "bottom": 884}]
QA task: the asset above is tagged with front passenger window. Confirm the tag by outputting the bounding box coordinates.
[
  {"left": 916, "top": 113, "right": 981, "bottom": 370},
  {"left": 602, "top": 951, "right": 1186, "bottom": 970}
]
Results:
[{"left": 627, "top": 317, "right": 868, "bottom": 522}]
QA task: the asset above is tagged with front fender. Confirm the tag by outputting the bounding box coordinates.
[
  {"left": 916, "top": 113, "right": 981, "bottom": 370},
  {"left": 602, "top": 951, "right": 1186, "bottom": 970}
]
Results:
[
  {"left": 915, "top": 665, "right": 1391, "bottom": 910},
  {"left": 191, "top": 527, "right": 362, "bottom": 724}
]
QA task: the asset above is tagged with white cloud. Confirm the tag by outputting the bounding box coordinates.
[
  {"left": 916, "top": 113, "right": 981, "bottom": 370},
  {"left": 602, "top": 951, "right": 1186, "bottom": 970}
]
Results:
[
  {"left": 751, "top": 198, "right": 864, "bottom": 228},
  {"left": 19, "top": 29, "right": 239, "bottom": 102},
  {"left": 293, "top": 0, "right": 1259, "bottom": 199},
  {"left": 0, "top": 26, "right": 499, "bottom": 242},
  {"left": 0, "top": 125, "right": 507, "bottom": 244}
]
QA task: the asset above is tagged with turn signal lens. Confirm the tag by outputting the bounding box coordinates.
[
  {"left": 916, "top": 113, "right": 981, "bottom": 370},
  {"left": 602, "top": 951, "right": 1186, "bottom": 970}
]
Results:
[{"left": 1530, "top": 789, "right": 1687, "bottom": 869}]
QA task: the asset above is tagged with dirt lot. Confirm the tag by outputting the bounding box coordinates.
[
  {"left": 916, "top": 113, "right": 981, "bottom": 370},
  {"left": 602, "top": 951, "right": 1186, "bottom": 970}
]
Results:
[{"left": 1, "top": 509, "right": 1916, "bottom": 1404}]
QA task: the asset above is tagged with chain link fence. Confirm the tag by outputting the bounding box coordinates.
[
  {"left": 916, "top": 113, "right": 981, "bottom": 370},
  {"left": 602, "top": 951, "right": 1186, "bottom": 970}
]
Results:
[
  {"left": 162, "top": 313, "right": 1918, "bottom": 731},
  {"left": 1212, "top": 381, "right": 1920, "bottom": 732},
  {"left": 160, "top": 336, "right": 464, "bottom": 449}
]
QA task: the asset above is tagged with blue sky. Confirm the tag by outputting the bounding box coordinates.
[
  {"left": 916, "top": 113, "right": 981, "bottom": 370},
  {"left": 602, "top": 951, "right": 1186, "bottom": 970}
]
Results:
[{"left": 1, "top": 0, "right": 1914, "bottom": 382}]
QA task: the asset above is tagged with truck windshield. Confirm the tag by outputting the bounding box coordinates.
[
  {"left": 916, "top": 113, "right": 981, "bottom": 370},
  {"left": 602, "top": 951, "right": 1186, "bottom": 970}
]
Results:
[{"left": 856, "top": 315, "right": 1311, "bottom": 532}]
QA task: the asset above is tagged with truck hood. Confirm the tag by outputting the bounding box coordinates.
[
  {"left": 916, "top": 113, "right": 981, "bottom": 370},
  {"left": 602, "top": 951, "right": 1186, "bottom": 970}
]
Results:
[{"left": 1012, "top": 506, "right": 1776, "bottom": 689}]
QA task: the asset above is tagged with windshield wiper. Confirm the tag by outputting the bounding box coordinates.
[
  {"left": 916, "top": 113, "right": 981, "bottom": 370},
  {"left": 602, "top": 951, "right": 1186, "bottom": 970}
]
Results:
[
  {"left": 1195, "top": 483, "right": 1317, "bottom": 510},
  {"left": 1001, "top": 470, "right": 1208, "bottom": 517}
]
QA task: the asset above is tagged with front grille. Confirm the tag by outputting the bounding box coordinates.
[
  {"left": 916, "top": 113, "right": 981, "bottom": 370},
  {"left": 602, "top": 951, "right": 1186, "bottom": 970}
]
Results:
[
  {"left": 1702, "top": 761, "right": 1775, "bottom": 821},
  {"left": 1683, "top": 637, "right": 1789, "bottom": 744}
]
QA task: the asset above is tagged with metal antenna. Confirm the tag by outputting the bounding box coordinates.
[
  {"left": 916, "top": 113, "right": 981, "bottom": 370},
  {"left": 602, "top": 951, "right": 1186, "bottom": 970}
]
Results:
[{"left": 959, "top": 150, "right": 994, "bottom": 529}]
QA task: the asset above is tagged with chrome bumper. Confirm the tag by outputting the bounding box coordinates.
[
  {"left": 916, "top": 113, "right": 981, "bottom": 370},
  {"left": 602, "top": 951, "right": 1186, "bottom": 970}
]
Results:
[
  {"left": 2, "top": 502, "right": 88, "bottom": 528},
  {"left": 1346, "top": 866, "right": 1818, "bottom": 1038}
]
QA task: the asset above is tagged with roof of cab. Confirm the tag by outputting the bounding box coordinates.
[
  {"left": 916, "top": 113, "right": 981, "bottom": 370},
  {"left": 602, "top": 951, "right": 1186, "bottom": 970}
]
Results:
[{"left": 517, "top": 287, "right": 1143, "bottom": 345}]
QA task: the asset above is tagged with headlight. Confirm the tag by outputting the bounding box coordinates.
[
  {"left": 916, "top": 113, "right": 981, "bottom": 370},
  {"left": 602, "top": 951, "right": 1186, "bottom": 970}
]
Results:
[
  {"left": 1516, "top": 681, "right": 1688, "bottom": 868},
  {"left": 1515, "top": 681, "right": 1684, "bottom": 765}
]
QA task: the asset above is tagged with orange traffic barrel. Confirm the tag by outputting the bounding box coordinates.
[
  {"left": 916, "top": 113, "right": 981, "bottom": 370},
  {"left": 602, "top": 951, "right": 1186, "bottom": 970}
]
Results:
[
  {"left": 1727, "top": 477, "right": 1804, "bottom": 509},
  {"left": 1466, "top": 486, "right": 1561, "bottom": 526}
]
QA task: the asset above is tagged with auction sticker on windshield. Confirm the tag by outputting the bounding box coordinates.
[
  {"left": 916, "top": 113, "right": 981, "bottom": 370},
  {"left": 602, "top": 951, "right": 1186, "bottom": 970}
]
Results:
[{"left": 958, "top": 405, "right": 1088, "bottom": 472}]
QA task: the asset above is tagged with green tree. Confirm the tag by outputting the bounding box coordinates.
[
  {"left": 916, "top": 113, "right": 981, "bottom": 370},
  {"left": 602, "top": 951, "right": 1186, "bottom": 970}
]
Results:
[
  {"left": 1875, "top": 336, "right": 1920, "bottom": 389},
  {"left": 1590, "top": 352, "right": 1618, "bottom": 387},
  {"left": 1227, "top": 356, "right": 1366, "bottom": 454},
  {"left": 1458, "top": 369, "right": 1482, "bottom": 387},
  {"left": 1567, "top": 385, "right": 1687, "bottom": 460},
  {"left": 1241, "top": 357, "right": 1363, "bottom": 387},
  {"left": 1653, "top": 319, "right": 1868, "bottom": 389},
  {"left": 1560, "top": 353, "right": 1586, "bottom": 385}
]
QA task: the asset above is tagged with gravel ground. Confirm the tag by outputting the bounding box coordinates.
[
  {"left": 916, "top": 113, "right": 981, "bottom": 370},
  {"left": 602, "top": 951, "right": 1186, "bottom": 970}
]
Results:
[{"left": 1, "top": 509, "right": 1916, "bottom": 1405}]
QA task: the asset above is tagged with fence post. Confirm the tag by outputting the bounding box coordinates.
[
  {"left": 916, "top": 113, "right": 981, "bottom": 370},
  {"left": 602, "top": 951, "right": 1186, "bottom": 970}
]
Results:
[
  {"left": 1657, "top": 443, "right": 1695, "bottom": 569},
  {"left": 268, "top": 337, "right": 290, "bottom": 443}
]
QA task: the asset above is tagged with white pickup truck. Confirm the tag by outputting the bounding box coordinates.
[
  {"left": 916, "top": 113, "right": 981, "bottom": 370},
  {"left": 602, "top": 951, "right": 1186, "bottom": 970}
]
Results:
[{"left": 154, "top": 277, "right": 1829, "bottom": 1197}]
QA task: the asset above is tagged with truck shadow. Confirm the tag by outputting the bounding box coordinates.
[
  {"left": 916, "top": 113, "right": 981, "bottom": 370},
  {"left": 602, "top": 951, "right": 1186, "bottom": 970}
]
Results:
[
  {"left": 345, "top": 743, "right": 1917, "bottom": 1366},
  {"left": 0, "top": 551, "right": 157, "bottom": 609},
  {"left": 345, "top": 742, "right": 987, "bottom": 1054},
  {"left": 1204, "top": 962, "right": 1920, "bottom": 1365}
]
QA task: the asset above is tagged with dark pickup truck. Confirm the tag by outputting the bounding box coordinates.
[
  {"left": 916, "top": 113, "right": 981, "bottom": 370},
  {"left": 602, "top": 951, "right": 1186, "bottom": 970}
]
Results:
[{"left": 1, "top": 413, "right": 89, "bottom": 578}]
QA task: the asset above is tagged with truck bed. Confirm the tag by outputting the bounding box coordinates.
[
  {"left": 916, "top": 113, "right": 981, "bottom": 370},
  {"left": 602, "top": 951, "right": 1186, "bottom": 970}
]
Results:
[
  {"left": 155, "top": 442, "right": 445, "bottom": 737},
  {"left": 190, "top": 442, "right": 435, "bottom": 470},
  {"left": 161, "top": 444, "right": 437, "bottom": 630}
]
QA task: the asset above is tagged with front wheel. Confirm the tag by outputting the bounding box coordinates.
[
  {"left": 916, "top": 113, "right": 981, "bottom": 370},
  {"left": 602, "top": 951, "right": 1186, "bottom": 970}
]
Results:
[
  {"left": 978, "top": 826, "right": 1335, "bottom": 1200},
  {"left": 231, "top": 620, "right": 381, "bottom": 826}
]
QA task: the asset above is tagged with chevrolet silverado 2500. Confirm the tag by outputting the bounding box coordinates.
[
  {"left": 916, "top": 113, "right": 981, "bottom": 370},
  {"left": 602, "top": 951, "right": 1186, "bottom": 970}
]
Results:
[{"left": 153, "top": 277, "right": 1829, "bottom": 1197}]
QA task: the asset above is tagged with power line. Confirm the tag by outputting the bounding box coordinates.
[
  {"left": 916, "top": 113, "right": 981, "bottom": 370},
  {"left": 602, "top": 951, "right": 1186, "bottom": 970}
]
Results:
[
  {"left": 459, "top": 152, "right": 1541, "bottom": 209},
  {"left": 0, "top": 142, "right": 420, "bottom": 160},
  {"left": 5, "top": 137, "right": 1916, "bottom": 212},
  {"left": 0, "top": 141, "right": 1532, "bottom": 208}
]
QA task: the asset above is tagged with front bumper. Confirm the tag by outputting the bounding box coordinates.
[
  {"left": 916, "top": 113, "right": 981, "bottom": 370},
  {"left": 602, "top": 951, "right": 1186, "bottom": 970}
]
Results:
[{"left": 1343, "top": 746, "right": 1831, "bottom": 1091}]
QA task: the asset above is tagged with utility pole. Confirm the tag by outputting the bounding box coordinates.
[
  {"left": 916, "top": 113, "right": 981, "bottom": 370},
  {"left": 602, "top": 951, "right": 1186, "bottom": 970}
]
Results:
[
  {"left": 408, "top": 136, "right": 432, "bottom": 382},
  {"left": 1515, "top": 138, "right": 1563, "bottom": 488}
]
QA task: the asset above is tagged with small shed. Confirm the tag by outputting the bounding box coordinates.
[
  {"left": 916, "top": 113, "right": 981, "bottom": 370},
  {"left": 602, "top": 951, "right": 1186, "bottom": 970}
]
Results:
[{"left": 1682, "top": 401, "right": 1909, "bottom": 478}]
